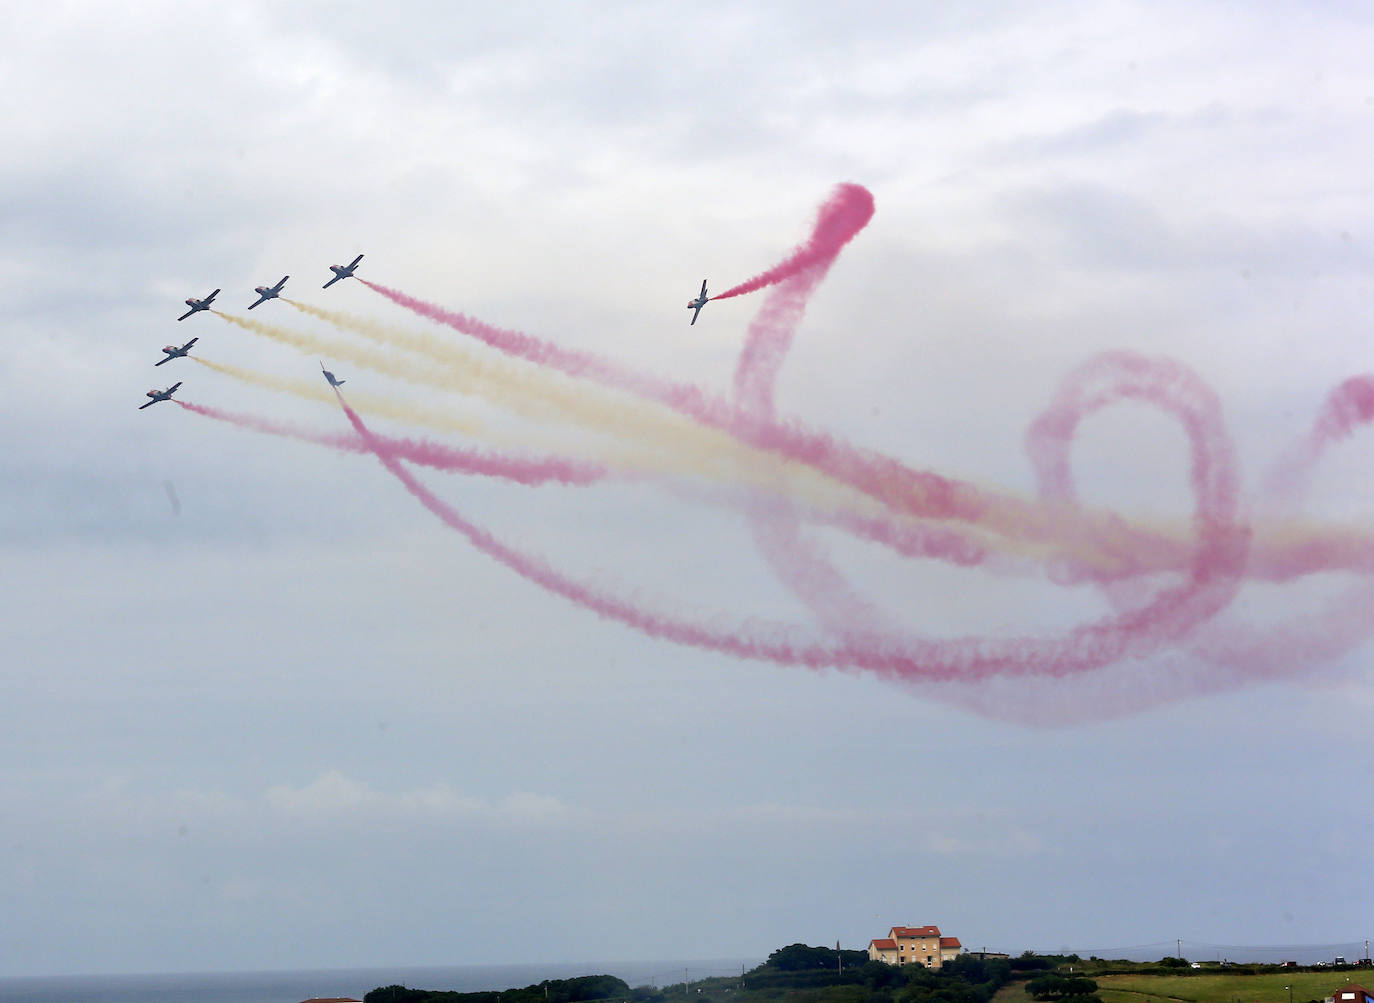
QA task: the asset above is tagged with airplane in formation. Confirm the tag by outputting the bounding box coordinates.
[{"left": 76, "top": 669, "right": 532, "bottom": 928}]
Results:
[
  {"left": 156, "top": 337, "right": 197, "bottom": 366},
  {"left": 687, "top": 279, "right": 710, "bottom": 325},
  {"left": 249, "top": 275, "right": 289, "bottom": 310},
  {"left": 323, "top": 253, "right": 364, "bottom": 289},
  {"left": 320, "top": 361, "right": 345, "bottom": 387},
  {"left": 139, "top": 382, "right": 182, "bottom": 410},
  {"left": 178, "top": 288, "right": 219, "bottom": 321}
]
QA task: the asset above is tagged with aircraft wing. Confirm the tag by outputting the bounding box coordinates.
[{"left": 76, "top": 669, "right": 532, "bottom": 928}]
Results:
[
  {"left": 177, "top": 308, "right": 194, "bottom": 321},
  {"left": 247, "top": 295, "right": 267, "bottom": 310},
  {"left": 699, "top": 279, "right": 708, "bottom": 297},
  {"left": 155, "top": 355, "right": 171, "bottom": 366},
  {"left": 349, "top": 254, "right": 363, "bottom": 268},
  {"left": 138, "top": 399, "right": 157, "bottom": 409},
  {"left": 323, "top": 273, "right": 342, "bottom": 289},
  {"left": 690, "top": 303, "right": 704, "bottom": 326}
]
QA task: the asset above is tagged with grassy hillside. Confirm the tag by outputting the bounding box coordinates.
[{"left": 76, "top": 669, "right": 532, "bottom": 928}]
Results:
[{"left": 1097, "top": 972, "right": 1361, "bottom": 1003}]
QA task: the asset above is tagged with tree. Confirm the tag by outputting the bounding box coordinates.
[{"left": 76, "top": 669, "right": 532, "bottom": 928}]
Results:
[{"left": 768, "top": 944, "right": 848, "bottom": 971}]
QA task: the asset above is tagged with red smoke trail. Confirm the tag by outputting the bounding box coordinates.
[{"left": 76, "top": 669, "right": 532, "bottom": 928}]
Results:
[
  {"left": 1312, "top": 374, "right": 1374, "bottom": 443},
  {"left": 708, "top": 182, "right": 876, "bottom": 301},
  {"left": 175, "top": 400, "right": 606, "bottom": 487},
  {"left": 342, "top": 290, "right": 1261, "bottom": 685},
  {"left": 361, "top": 186, "right": 995, "bottom": 530},
  {"left": 180, "top": 183, "right": 1374, "bottom": 714},
  {"left": 181, "top": 398, "right": 995, "bottom": 570},
  {"left": 721, "top": 199, "right": 1251, "bottom": 681},
  {"left": 334, "top": 390, "right": 857, "bottom": 669}
]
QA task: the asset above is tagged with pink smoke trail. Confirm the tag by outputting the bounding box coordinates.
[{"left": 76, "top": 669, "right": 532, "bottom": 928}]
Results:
[
  {"left": 183, "top": 398, "right": 993, "bottom": 573},
  {"left": 333, "top": 389, "right": 857, "bottom": 669},
  {"left": 342, "top": 292, "right": 1261, "bottom": 684},
  {"left": 722, "top": 200, "right": 1251, "bottom": 684},
  {"left": 1312, "top": 374, "right": 1374, "bottom": 443},
  {"left": 175, "top": 400, "right": 606, "bottom": 487},
  {"left": 361, "top": 186, "right": 995, "bottom": 529},
  {"left": 708, "top": 182, "right": 876, "bottom": 301}
]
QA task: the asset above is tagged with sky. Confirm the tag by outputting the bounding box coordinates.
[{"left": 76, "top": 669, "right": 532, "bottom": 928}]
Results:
[{"left": 2, "top": 0, "right": 1373, "bottom": 979}]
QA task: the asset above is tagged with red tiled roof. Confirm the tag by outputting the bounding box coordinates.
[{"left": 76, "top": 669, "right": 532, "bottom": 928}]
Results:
[
  {"left": 871, "top": 939, "right": 898, "bottom": 950},
  {"left": 892, "top": 925, "right": 941, "bottom": 938},
  {"left": 941, "top": 937, "right": 962, "bottom": 948}
]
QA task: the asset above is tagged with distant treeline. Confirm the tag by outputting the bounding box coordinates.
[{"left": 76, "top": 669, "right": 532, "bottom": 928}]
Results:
[
  {"left": 364, "top": 975, "right": 634, "bottom": 1003},
  {"left": 365, "top": 946, "right": 1026, "bottom": 1003}
]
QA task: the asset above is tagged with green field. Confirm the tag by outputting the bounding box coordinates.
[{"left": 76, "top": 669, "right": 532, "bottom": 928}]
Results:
[{"left": 1097, "top": 972, "right": 1360, "bottom": 1003}]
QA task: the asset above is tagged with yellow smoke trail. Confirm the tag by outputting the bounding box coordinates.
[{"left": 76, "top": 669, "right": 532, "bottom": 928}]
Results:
[
  {"left": 215, "top": 310, "right": 1246, "bottom": 578},
  {"left": 221, "top": 307, "right": 910, "bottom": 520},
  {"left": 192, "top": 356, "right": 483, "bottom": 436},
  {"left": 283, "top": 299, "right": 803, "bottom": 481},
  {"left": 280, "top": 301, "right": 1208, "bottom": 573}
]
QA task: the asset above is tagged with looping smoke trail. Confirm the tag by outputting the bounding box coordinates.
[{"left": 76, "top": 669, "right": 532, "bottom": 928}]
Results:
[
  {"left": 342, "top": 224, "right": 1259, "bottom": 686},
  {"left": 185, "top": 183, "right": 1374, "bottom": 717},
  {"left": 337, "top": 375, "right": 1269, "bottom": 685}
]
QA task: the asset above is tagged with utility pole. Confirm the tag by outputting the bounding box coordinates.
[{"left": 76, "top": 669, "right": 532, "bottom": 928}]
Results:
[{"left": 838, "top": 941, "right": 843, "bottom": 974}]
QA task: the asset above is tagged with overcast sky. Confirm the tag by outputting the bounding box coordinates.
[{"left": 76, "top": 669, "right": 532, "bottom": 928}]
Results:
[{"left": 3, "top": 0, "right": 1373, "bottom": 979}]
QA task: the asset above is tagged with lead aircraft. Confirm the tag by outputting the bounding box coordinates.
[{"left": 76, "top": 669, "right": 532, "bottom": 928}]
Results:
[
  {"left": 178, "top": 288, "right": 219, "bottom": 321},
  {"left": 139, "top": 382, "right": 182, "bottom": 409},
  {"left": 687, "top": 279, "right": 709, "bottom": 325},
  {"left": 249, "top": 275, "right": 289, "bottom": 309},
  {"left": 156, "top": 337, "right": 197, "bottom": 366},
  {"left": 323, "top": 253, "right": 364, "bottom": 289}
]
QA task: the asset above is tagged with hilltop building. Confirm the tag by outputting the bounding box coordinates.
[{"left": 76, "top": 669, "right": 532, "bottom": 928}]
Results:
[
  {"left": 868, "top": 925, "right": 963, "bottom": 969},
  {"left": 1325, "top": 986, "right": 1373, "bottom": 1003}
]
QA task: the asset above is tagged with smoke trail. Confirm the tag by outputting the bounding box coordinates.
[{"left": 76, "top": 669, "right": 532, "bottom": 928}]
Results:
[
  {"left": 340, "top": 365, "right": 1268, "bottom": 685},
  {"left": 709, "top": 182, "right": 876, "bottom": 301},
  {"left": 281, "top": 296, "right": 763, "bottom": 476},
  {"left": 175, "top": 400, "right": 605, "bottom": 486},
  {"left": 208, "top": 312, "right": 998, "bottom": 559},
  {"left": 173, "top": 184, "right": 1374, "bottom": 717},
  {"left": 355, "top": 190, "right": 1002, "bottom": 532},
  {"left": 192, "top": 356, "right": 484, "bottom": 436},
  {"left": 1312, "top": 374, "right": 1374, "bottom": 443},
  {"left": 721, "top": 204, "right": 1251, "bottom": 686},
  {"left": 280, "top": 297, "right": 934, "bottom": 524},
  {"left": 335, "top": 389, "right": 856, "bottom": 668},
  {"left": 358, "top": 192, "right": 1170, "bottom": 574}
]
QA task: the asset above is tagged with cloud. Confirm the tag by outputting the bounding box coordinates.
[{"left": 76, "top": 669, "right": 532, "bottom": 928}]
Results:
[{"left": 264, "top": 771, "right": 574, "bottom": 824}]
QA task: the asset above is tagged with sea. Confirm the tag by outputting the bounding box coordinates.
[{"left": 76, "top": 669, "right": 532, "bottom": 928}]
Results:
[{"left": 0, "top": 959, "right": 762, "bottom": 1003}]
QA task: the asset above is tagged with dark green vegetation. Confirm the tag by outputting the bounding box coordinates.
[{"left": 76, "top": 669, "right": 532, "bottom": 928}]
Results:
[
  {"left": 365, "top": 946, "right": 1012, "bottom": 1003},
  {"left": 365, "top": 951, "right": 1369, "bottom": 1003},
  {"left": 365, "top": 975, "right": 637, "bottom": 1003}
]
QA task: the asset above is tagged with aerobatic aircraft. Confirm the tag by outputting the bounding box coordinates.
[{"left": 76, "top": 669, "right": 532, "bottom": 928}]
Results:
[
  {"left": 156, "top": 338, "right": 198, "bottom": 366},
  {"left": 139, "top": 382, "right": 182, "bottom": 409},
  {"left": 178, "top": 288, "right": 219, "bottom": 321},
  {"left": 248, "top": 275, "right": 289, "bottom": 309},
  {"left": 686, "top": 279, "right": 709, "bottom": 325},
  {"left": 323, "top": 253, "right": 364, "bottom": 289},
  {"left": 319, "top": 361, "right": 345, "bottom": 387}
]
